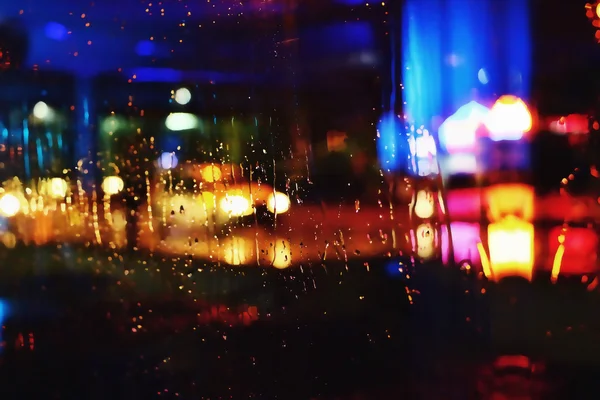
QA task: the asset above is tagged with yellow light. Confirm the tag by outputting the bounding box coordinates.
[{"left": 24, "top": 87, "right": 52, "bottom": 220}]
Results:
[
  {"left": 485, "top": 183, "right": 534, "bottom": 222},
  {"left": 271, "top": 239, "right": 292, "bottom": 269},
  {"left": 414, "top": 190, "right": 435, "bottom": 219},
  {"left": 596, "top": 3, "right": 600, "bottom": 18},
  {"left": 219, "top": 195, "right": 253, "bottom": 217},
  {"left": 102, "top": 176, "right": 124, "bottom": 196},
  {"left": 222, "top": 237, "right": 250, "bottom": 266},
  {"left": 416, "top": 223, "right": 437, "bottom": 260},
  {"left": 1, "top": 232, "right": 16, "bottom": 248},
  {"left": 49, "top": 178, "right": 68, "bottom": 199},
  {"left": 112, "top": 209, "right": 128, "bottom": 231},
  {"left": 198, "top": 191, "right": 216, "bottom": 210},
  {"left": 201, "top": 165, "right": 222, "bottom": 183},
  {"left": 487, "top": 215, "right": 534, "bottom": 282},
  {"left": 485, "top": 95, "right": 532, "bottom": 141},
  {"left": 266, "top": 192, "right": 291, "bottom": 214},
  {"left": 0, "top": 193, "right": 21, "bottom": 217}
]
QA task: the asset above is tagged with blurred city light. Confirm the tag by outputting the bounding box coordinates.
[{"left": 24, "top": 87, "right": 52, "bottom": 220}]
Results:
[
  {"left": 0, "top": 194, "right": 21, "bottom": 217},
  {"left": 439, "top": 101, "right": 489, "bottom": 153},
  {"left": 485, "top": 95, "right": 532, "bottom": 141},
  {"left": 159, "top": 152, "right": 178, "bottom": 170},
  {"left": 101, "top": 176, "right": 124, "bottom": 196},
  {"left": 33, "top": 101, "right": 50, "bottom": 120},
  {"left": 174, "top": 88, "right": 191, "bottom": 105},
  {"left": 267, "top": 192, "right": 291, "bottom": 215},
  {"left": 165, "top": 113, "right": 199, "bottom": 131},
  {"left": 487, "top": 216, "right": 534, "bottom": 282}
]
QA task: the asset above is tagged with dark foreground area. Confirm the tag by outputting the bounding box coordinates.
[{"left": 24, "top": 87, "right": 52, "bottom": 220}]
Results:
[{"left": 0, "top": 245, "right": 598, "bottom": 399}]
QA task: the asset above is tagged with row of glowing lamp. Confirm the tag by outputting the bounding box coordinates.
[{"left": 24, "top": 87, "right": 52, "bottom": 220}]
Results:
[{"left": 0, "top": 169, "right": 291, "bottom": 221}]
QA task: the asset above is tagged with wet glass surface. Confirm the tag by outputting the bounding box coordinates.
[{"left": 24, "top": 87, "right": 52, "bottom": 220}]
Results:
[{"left": 0, "top": 0, "right": 599, "bottom": 398}]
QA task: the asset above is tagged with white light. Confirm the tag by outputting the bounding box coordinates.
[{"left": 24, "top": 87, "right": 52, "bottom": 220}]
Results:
[
  {"left": 0, "top": 194, "right": 20, "bottom": 217},
  {"left": 478, "top": 68, "right": 489, "bottom": 85},
  {"left": 174, "top": 88, "right": 191, "bottom": 105},
  {"left": 414, "top": 135, "right": 437, "bottom": 158},
  {"left": 438, "top": 101, "right": 489, "bottom": 153},
  {"left": 165, "top": 113, "right": 199, "bottom": 131},
  {"left": 443, "top": 153, "right": 477, "bottom": 175},
  {"left": 485, "top": 95, "right": 532, "bottom": 142},
  {"left": 33, "top": 101, "right": 50, "bottom": 119},
  {"left": 159, "top": 152, "right": 178, "bottom": 169}
]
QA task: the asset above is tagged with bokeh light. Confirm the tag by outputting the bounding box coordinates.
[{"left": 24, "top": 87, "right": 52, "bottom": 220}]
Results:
[
  {"left": 165, "top": 113, "right": 199, "bottom": 131},
  {"left": 159, "top": 152, "right": 178, "bottom": 170},
  {"left": 200, "top": 165, "right": 222, "bottom": 182},
  {"left": 269, "top": 240, "right": 292, "bottom": 269},
  {"left": 101, "top": 176, "right": 124, "bottom": 196},
  {"left": 219, "top": 195, "right": 253, "bottom": 217},
  {"left": 266, "top": 192, "right": 291, "bottom": 215},
  {"left": 33, "top": 101, "right": 50, "bottom": 120},
  {"left": 174, "top": 88, "right": 192, "bottom": 105},
  {"left": 49, "top": 178, "right": 68, "bottom": 199},
  {"left": 0, "top": 194, "right": 21, "bottom": 217},
  {"left": 414, "top": 190, "right": 435, "bottom": 219},
  {"left": 485, "top": 95, "right": 532, "bottom": 141}
]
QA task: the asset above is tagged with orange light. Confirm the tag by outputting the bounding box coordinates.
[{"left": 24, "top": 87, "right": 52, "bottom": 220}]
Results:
[
  {"left": 596, "top": 3, "right": 600, "bottom": 18},
  {"left": 200, "top": 164, "right": 222, "bottom": 182},
  {"left": 487, "top": 216, "right": 534, "bottom": 282},
  {"left": 485, "top": 183, "right": 534, "bottom": 222}
]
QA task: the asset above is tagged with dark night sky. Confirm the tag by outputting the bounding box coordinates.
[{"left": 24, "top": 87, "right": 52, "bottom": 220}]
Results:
[{"left": 531, "top": 0, "right": 600, "bottom": 113}]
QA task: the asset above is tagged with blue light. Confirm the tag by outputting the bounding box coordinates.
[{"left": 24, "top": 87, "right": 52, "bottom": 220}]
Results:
[
  {"left": 23, "top": 119, "right": 30, "bottom": 178},
  {"left": 159, "top": 152, "right": 178, "bottom": 170},
  {"left": 377, "top": 112, "right": 402, "bottom": 172},
  {"left": 446, "top": 0, "right": 493, "bottom": 110},
  {"left": 0, "top": 299, "right": 7, "bottom": 349},
  {"left": 301, "top": 22, "right": 374, "bottom": 56},
  {"left": 384, "top": 260, "right": 404, "bottom": 277},
  {"left": 130, "top": 68, "right": 183, "bottom": 83},
  {"left": 504, "top": 0, "right": 531, "bottom": 99},
  {"left": 160, "top": 134, "right": 182, "bottom": 153},
  {"left": 401, "top": 0, "right": 531, "bottom": 120},
  {"left": 478, "top": 68, "right": 489, "bottom": 85},
  {"left": 402, "top": 0, "right": 443, "bottom": 126},
  {"left": 36, "top": 138, "right": 44, "bottom": 170},
  {"left": 44, "top": 22, "right": 68, "bottom": 41},
  {"left": 135, "top": 40, "right": 156, "bottom": 56},
  {"left": 129, "top": 68, "right": 259, "bottom": 84}
]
